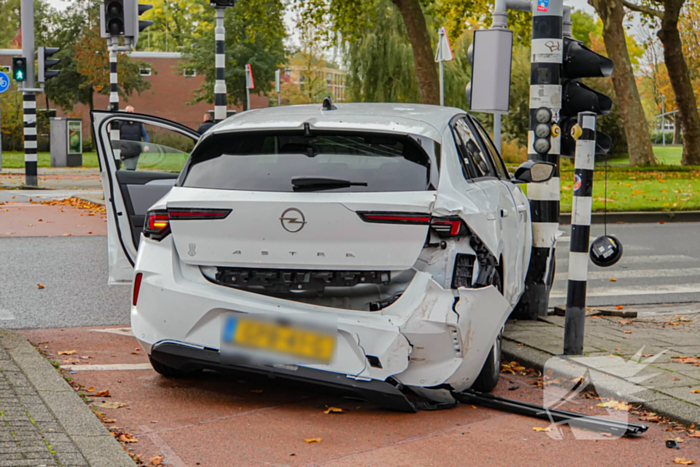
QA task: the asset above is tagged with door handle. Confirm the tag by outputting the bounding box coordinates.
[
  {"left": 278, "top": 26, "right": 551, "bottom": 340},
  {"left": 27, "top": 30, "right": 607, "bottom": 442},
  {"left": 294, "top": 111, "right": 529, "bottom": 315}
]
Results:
[{"left": 500, "top": 209, "right": 509, "bottom": 218}]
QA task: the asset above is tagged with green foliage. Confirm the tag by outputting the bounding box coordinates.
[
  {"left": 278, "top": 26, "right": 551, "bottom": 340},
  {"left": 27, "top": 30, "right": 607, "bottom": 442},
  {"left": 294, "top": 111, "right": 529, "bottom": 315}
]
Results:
[
  {"left": 344, "top": 1, "right": 420, "bottom": 103},
  {"left": 501, "top": 45, "right": 531, "bottom": 147},
  {"left": 571, "top": 10, "right": 597, "bottom": 46},
  {"left": 0, "top": 91, "right": 24, "bottom": 151},
  {"left": 182, "top": 0, "right": 286, "bottom": 109},
  {"left": 138, "top": 0, "right": 212, "bottom": 51}
]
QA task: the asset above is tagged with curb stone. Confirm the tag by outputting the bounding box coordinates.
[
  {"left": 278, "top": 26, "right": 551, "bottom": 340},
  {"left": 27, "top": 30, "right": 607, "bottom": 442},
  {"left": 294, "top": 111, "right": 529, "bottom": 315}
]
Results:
[
  {"left": 0, "top": 329, "right": 134, "bottom": 467},
  {"left": 502, "top": 338, "right": 700, "bottom": 427},
  {"left": 560, "top": 210, "right": 700, "bottom": 224}
]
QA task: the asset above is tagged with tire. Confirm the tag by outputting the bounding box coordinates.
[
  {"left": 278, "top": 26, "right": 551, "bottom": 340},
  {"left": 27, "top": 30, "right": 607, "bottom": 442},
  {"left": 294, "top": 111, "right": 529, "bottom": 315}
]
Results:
[
  {"left": 149, "top": 356, "right": 200, "bottom": 378},
  {"left": 472, "top": 269, "right": 503, "bottom": 393},
  {"left": 471, "top": 328, "right": 502, "bottom": 393}
]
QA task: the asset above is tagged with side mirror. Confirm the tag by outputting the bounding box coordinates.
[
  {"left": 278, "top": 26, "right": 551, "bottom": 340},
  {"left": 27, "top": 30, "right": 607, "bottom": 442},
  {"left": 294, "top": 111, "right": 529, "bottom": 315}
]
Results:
[{"left": 513, "top": 160, "right": 555, "bottom": 184}]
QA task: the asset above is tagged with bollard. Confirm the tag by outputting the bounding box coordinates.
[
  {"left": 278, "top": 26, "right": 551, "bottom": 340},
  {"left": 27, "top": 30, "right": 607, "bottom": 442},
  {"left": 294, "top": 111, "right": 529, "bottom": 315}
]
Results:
[{"left": 563, "top": 111, "right": 596, "bottom": 355}]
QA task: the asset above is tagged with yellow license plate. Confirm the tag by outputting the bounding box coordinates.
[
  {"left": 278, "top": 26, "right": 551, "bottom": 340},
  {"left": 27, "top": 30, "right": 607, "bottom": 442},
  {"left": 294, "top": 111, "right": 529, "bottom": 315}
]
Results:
[{"left": 222, "top": 315, "right": 335, "bottom": 362}]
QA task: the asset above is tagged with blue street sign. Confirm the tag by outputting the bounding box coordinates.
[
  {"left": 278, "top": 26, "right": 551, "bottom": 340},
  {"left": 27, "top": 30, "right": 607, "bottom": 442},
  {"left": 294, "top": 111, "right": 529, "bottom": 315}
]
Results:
[{"left": 0, "top": 72, "right": 9, "bottom": 93}]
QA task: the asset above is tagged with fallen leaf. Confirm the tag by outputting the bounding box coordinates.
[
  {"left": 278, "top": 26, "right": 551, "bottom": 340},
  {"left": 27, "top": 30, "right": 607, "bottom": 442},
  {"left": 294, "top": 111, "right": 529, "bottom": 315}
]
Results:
[
  {"left": 692, "top": 390, "right": 700, "bottom": 394},
  {"left": 58, "top": 350, "right": 77, "bottom": 355},
  {"left": 37, "top": 284, "right": 45, "bottom": 289},
  {"left": 609, "top": 278, "right": 617, "bottom": 282},
  {"left": 623, "top": 330, "right": 632, "bottom": 334},
  {"left": 150, "top": 455, "right": 164, "bottom": 466},
  {"left": 103, "top": 419, "right": 116, "bottom": 423},
  {"left": 619, "top": 320, "right": 629, "bottom": 325},
  {"left": 674, "top": 458, "right": 695, "bottom": 465},
  {"left": 97, "top": 401, "right": 127, "bottom": 409},
  {"left": 304, "top": 438, "right": 322, "bottom": 443},
  {"left": 63, "top": 233, "right": 72, "bottom": 236},
  {"left": 324, "top": 407, "right": 343, "bottom": 414},
  {"left": 96, "top": 390, "right": 111, "bottom": 397},
  {"left": 672, "top": 356, "right": 700, "bottom": 364},
  {"left": 688, "top": 432, "right": 700, "bottom": 439},
  {"left": 118, "top": 433, "right": 138, "bottom": 443},
  {"left": 87, "top": 387, "right": 95, "bottom": 392},
  {"left": 616, "top": 305, "right": 624, "bottom": 310},
  {"left": 615, "top": 348, "right": 621, "bottom": 351},
  {"left": 597, "top": 400, "right": 631, "bottom": 411},
  {"left": 532, "top": 427, "right": 551, "bottom": 432}
]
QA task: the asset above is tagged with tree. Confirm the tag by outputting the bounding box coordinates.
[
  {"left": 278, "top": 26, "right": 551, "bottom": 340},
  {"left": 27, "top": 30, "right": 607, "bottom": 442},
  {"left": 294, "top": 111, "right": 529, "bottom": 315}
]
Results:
[
  {"left": 181, "top": 0, "right": 286, "bottom": 109},
  {"left": 42, "top": 0, "right": 151, "bottom": 111},
  {"left": 588, "top": 0, "right": 658, "bottom": 165},
  {"left": 623, "top": 0, "right": 700, "bottom": 165}
]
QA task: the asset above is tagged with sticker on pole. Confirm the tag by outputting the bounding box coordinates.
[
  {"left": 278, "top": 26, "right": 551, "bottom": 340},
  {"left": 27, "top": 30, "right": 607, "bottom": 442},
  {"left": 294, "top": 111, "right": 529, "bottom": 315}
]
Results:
[
  {"left": 0, "top": 71, "right": 10, "bottom": 94},
  {"left": 245, "top": 64, "right": 255, "bottom": 90},
  {"left": 537, "top": 0, "right": 550, "bottom": 11},
  {"left": 434, "top": 27, "right": 454, "bottom": 62}
]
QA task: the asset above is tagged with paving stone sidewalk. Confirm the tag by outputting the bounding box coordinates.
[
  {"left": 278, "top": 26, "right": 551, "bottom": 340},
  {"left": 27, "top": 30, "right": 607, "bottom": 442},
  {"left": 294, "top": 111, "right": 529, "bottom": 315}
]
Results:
[
  {"left": 504, "top": 302, "right": 700, "bottom": 426},
  {"left": 0, "top": 329, "right": 133, "bottom": 467}
]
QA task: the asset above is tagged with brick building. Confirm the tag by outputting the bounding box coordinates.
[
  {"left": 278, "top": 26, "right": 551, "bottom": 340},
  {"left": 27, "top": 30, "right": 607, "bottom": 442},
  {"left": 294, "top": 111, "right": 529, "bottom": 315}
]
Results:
[{"left": 0, "top": 50, "right": 269, "bottom": 136}]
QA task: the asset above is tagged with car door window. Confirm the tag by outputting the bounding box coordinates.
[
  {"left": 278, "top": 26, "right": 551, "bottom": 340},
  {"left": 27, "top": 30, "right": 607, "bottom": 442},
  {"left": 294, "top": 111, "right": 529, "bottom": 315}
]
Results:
[
  {"left": 452, "top": 118, "right": 493, "bottom": 180},
  {"left": 470, "top": 117, "right": 510, "bottom": 180},
  {"left": 111, "top": 120, "right": 195, "bottom": 173}
]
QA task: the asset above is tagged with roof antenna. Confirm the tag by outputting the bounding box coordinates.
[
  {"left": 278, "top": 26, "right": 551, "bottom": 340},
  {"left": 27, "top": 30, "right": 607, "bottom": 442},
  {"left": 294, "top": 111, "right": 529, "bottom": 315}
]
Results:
[{"left": 322, "top": 96, "right": 336, "bottom": 111}]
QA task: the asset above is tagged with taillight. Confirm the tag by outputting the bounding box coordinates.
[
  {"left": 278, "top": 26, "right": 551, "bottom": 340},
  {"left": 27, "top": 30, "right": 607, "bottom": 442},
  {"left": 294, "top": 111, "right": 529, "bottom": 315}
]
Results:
[
  {"left": 357, "top": 212, "right": 431, "bottom": 225},
  {"left": 430, "top": 217, "right": 468, "bottom": 238},
  {"left": 133, "top": 272, "right": 143, "bottom": 306},
  {"left": 168, "top": 208, "right": 232, "bottom": 220},
  {"left": 144, "top": 210, "right": 171, "bottom": 241}
]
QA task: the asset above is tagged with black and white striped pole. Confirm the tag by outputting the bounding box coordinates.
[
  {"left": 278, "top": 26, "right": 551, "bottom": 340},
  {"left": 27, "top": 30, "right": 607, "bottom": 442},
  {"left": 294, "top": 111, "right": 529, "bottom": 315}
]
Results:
[
  {"left": 514, "top": 0, "right": 563, "bottom": 319},
  {"left": 563, "top": 111, "right": 596, "bottom": 355},
  {"left": 20, "top": 0, "right": 38, "bottom": 187},
  {"left": 214, "top": 6, "right": 226, "bottom": 122},
  {"left": 108, "top": 38, "right": 122, "bottom": 167}
]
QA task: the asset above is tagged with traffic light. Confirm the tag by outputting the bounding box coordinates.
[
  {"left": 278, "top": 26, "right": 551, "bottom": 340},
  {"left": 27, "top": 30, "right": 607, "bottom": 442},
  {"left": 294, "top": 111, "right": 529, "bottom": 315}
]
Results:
[
  {"left": 559, "top": 37, "right": 614, "bottom": 157},
  {"left": 104, "top": 0, "right": 125, "bottom": 36},
  {"left": 12, "top": 57, "right": 27, "bottom": 82},
  {"left": 124, "top": 0, "right": 153, "bottom": 48},
  {"left": 210, "top": 0, "right": 235, "bottom": 6},
  {"left": 38, "top": 47, "right": 60, "bottom": 84}
]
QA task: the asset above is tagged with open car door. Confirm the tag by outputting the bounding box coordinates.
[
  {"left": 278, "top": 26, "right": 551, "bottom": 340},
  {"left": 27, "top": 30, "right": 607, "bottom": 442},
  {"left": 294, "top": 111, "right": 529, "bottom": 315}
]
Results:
[{"left": 91, "top": 111, "right": 201, "bottom": 284}]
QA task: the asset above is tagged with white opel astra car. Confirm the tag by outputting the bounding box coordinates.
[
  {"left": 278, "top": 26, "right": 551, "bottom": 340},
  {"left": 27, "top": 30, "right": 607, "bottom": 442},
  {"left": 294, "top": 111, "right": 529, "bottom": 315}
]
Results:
[{"left": 92, "top": 103, "right": 553, "bottom": 411}]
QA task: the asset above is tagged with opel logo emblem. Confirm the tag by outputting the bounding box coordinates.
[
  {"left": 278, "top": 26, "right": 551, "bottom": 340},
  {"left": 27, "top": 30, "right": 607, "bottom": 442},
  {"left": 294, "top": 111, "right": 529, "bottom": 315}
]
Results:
[{"left": 280, "top": 208, "right": 306, "bottom": 233}]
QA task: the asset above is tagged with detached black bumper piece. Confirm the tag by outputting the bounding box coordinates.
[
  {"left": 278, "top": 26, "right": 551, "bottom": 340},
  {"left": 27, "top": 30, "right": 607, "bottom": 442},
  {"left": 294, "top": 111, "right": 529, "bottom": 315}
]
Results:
[
  {"left": 150, "top": 340, "right": 418, "bottom": 413},
  {"left": 455, "top": 389, "right": 648, "bottom": 437}
]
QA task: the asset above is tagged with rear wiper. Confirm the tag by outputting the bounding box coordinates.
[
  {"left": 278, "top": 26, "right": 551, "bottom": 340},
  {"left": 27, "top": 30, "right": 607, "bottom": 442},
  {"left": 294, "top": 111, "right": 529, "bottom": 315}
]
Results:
[{"left": 291, "top": 177, "right": 368, "bottom": 191}]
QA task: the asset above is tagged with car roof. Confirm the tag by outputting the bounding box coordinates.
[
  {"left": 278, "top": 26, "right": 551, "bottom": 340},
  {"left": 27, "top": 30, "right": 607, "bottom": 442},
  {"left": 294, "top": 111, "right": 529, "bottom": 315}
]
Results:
[{"left": 209, "top": 103, "right": 465, "bottom": 142}]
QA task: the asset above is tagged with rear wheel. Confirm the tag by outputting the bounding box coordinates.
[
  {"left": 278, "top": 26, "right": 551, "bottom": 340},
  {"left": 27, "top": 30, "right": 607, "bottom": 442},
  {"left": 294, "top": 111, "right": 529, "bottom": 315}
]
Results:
[
  {"left": 149, "top": 356, "right": 201, "bottom": 378},
  {"left": 472, "top": 270, "right": 503, "bottom": 393}
]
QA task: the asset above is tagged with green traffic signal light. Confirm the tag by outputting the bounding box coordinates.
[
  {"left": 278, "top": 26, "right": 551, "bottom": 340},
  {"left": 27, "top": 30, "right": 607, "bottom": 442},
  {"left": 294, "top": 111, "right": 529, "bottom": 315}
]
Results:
[{"left": 12, "top": 57, "right": 27, "bottom": 82}]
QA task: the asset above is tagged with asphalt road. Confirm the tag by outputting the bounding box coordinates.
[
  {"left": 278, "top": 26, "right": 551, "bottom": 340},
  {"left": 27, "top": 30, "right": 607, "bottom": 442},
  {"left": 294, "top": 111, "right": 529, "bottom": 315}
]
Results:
[
  {"left": 551, "top": 222, "right": 700, "bottom": 307},
  {"left": 0, "top": 236, "right": 130, "bottom": 329}
]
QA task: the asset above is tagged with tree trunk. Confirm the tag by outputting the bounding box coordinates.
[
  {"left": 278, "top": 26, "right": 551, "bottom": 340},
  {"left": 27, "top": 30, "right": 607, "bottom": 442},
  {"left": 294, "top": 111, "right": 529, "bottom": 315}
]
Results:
[
  {"left": 389, "top": 0, "right": 439, "bottom": 105},
  {"left": 673, "top": 112, "right": 682, "bottom": 144},
  {"left": 591, "top": 0, "right": 658, "bottom": 165},
  {"left": 658, "top": 0, "right": 700, "bottom": 165}
]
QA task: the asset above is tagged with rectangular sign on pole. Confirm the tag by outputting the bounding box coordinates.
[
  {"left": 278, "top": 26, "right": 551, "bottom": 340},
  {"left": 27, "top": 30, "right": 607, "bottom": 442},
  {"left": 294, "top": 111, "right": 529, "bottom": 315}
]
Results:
[{"left": 246, "top": 64, "right": 254, "bottom": 89}]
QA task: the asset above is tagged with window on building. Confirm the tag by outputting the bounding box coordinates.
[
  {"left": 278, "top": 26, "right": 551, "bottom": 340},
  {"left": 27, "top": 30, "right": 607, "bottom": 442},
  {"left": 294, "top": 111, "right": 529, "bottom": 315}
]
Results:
[
  {"left": 139, "top": 68, "right": 152, "bottom": 77},
  {"left": 184, "top": 69, "right": 197, "bottom": 78}
]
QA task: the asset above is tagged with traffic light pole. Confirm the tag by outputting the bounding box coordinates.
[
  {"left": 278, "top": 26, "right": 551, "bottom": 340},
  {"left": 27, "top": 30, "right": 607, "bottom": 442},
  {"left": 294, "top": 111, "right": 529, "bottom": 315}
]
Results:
[
  {"left": 21, "top": 0, "right": 37, "bottom": 187},
  {"left": 108, "top": 38, "right": 121, "bottom": 165},
  {"left": 512, "top": 0, "right": 563, "bottom": 320},
  {"left": 564, "top": 112, "right": 596, "bottom": 355},
  {"left": 214, "top": 7, "right": 226, "bottom": 122}
]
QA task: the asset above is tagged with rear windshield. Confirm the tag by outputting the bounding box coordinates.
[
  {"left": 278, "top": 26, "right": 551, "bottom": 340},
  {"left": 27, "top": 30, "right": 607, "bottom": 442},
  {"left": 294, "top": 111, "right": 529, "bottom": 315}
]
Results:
[{"left": 181, "top": 132, "right": 436, "bottom": 192}]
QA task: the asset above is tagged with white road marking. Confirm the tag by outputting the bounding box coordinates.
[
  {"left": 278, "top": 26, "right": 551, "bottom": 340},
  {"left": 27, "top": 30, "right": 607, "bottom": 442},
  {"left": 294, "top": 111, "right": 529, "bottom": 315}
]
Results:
[
  {"left": 550, "top": 284, "right": 700, "bottom": 299},
  {"left": 555, "top": 267, "right": 700, "bottom": 282},
  {"left": 90, "top": 327, "right": 134, "bottom": 337},
  {"left": 60, "top": 363, "right": 152, "bottom": 371},
  {"left": 557, "top": 254, "right": 696, "bottom": 265}
]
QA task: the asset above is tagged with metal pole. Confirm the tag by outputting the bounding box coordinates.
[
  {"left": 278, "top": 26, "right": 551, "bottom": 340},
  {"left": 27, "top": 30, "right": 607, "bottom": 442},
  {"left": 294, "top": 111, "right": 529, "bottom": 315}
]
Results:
[
  {"left": 109, "top": 38, "right": 121, "bottom": 167},
  {"left": 21, "top": 0, "right": 37, "bottom": 186},
  {"left": 439, "top": 61, "right": 444, "bottom": 107},
  {"left": 214, "top": 7, "right": 226, "bottom": 122},
  {"left": 564, "top": 111, "right": 596, "bottom": 355},
  {"left": 515, "top": 0, "right": 563, "bottom": 319},
  {"left": 661, "top": 97, "right": 666, "bottom": 148},
  {"left": 494, "top": 114, "right": 502, "bottom": 154}
]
